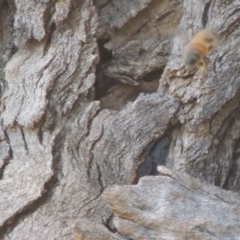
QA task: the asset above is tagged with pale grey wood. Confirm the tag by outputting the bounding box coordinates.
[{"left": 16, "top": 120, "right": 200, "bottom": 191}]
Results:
[
  {"left": 159, "top": 2, "right": 240, "bottom": 188},
  {"left": 102, "top": 166, "right": 240, "bottom": 240},
  {"left": 0, "top": 0, "right": 240, "bottom": 239},
  {"left": 1, "top": 1, "right": 100, "bottom": 239},
  {"left": 70, "top": 218, "right": 127, "bottom": 240}
]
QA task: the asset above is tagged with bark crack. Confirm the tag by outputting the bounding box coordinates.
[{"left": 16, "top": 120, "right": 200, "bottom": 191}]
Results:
[
  {"left": 86, "top": 111, "right": 104, "bottom": 180},
  {"left": 19, "top": 126, "right": 28, "bottom": 154},
  {"left": 96, "top": 162, "right": 104, "bottom": 191},
  {"left": 201, "top": 0, "right": 212, "bottom": 27}
]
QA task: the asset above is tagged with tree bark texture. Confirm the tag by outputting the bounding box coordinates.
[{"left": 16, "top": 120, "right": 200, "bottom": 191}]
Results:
[
  {"left": 103, "top": 166, "right": 240, "bottom": 240},
  {"left": 0, "top": 0, "right": 240, "bottom": 239}
]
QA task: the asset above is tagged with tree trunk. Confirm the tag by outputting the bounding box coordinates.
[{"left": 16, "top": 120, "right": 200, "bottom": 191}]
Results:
[
  {"left": 0, "top": 0, "right": 240, "bottom": 239},
  {"left": 103, "top": 166, "right": 240, "bottom": 240}
]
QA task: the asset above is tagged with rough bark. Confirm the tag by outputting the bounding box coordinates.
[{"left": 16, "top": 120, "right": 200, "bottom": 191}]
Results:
[
  {"left": 161, "top": 1, "right": 240, "bottom": 188},
  {"left": 102, "top": 166, "right": 240, "bottom": 240},
  {"left": 0, "top": 0, "right": 240, "bottom": 239}
]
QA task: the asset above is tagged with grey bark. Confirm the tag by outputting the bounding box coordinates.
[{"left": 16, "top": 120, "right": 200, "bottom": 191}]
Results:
[
  {"left": 0, "top": 0, "right": 239, "bottom": 239},
  {"left": 103, "top": 166, "right": 240, "bottom": 240}
]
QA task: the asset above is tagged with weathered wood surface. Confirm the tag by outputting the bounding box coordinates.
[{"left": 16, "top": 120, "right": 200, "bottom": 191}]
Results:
[
  {"left": 102, "top": 166, "right": 240, "bottom": 240},
  {"left": 101, "top": 0, "right": 183, "bottom": 86},
  {"left": 161, "top": 2, "right": 240, "bottom": 188},
  {"left": 0, "top": 0, "right": 239, "bottom": 239},
  {"left": 70, "top": 218, "right": 126, "bottom": 240}
]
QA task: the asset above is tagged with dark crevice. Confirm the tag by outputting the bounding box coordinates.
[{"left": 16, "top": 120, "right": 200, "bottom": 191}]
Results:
[
  {"left": 85, "top": 108, "right": 104, "bottom": 179},
  {"left": 37, "top": 128, "right": 43, "bottom": 145},
  {"left": 32, "top": 105, "right": 48, "bottom": 130},
  {"left": 0, "top": 130, "right": 13, "bottom": 179},
  {"left": 135, "top": 127, "right": 173, "bottom": 183},
  {"left": 86, "top": 125, "right": 104, "bottom": 180},
  {"left": 47, "top": 106, "right": 61, "bottom": 134},
  {"left": 93, "top": 0, "right": 111, "bottom": 10},
  {"left": 95, "top": 37, "right": 163, "bottom": 109},
  {"left": 0, "top": 158, "right": 9, "bottom": 179},
  {"left": 209, "top": 95, "right": 240, "bottom": 189},
  {"left": 222, "top": 161, "right": 236, "bottom": 190},
  {"left": 19, "top": 126, "right": 28, "bottom": 154},
  {"left": 95, "top": 38, "right": 115, "bottom": 100},
  {"left": 3, "top": 130, "right": 12, "bottom": 160},
  {"left": 201, "top": 1, "right": 212, "bottom": 27},
  {"left": 97, "top": 39, "right": 113, "bottom": 64},
  {"left": 102, "top": 215, "right": 133, "bottom": 240},
  {"left": 50, "top": 125, "right": 68, "bottom": 185},
  {"left": 1, "top": 0, "right": 7, "bottom": 8},
  {"left": 9, "top": 44, "right": 17, "bottom": 56},
  {"left": 102, "top": 214, "right": 117, "bottom": 233},
  {"left": 96, "top": 163, "right": 104, "bottom": 191},
  {"left": 222, "top": 114, "right": 240, "bottom": 191},
  {"left": 86, "top": 160, "right": 91, "bottom": 181},
  {"left": 143, "top": 67, "right": 165, "bottom": 82},
  {"left": 212, "top": 117, "right": 236, "bottom": 187},
  {"left": 95, "top": 72, "right": 117, "bottom": 100},
  {"left": 2, "top": 0, "right": 15, "bottom": 11},
  {"left": 43, "top": 22, "right": 56, "bottom": 55},
  {"left": 43, "top": 0, "right": 56, "bottom": 34},
  {"left": 98, "top": 67, "right": 161, "bottom": 110}
]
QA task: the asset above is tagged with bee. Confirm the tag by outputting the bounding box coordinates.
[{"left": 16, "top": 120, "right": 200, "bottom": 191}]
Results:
[{"left": 183, "top": 29, "right": 220, "bottom": 77}]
